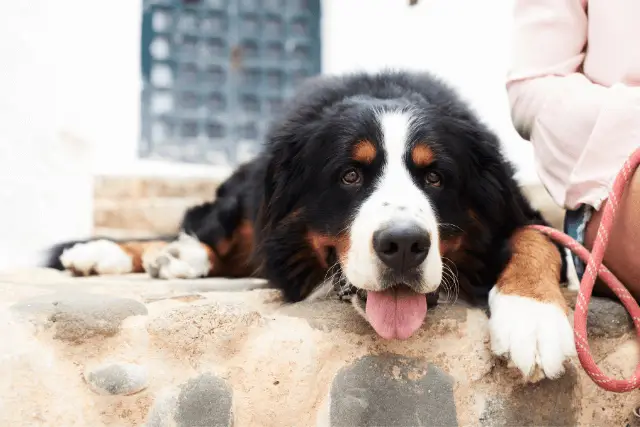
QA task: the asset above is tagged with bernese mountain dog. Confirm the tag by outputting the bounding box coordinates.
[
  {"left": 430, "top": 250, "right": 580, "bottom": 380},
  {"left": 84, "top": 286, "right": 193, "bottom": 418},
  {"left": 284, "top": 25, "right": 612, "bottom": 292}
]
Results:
[{"left": 46, "top": 70, "right": 577, "bottom": 382}]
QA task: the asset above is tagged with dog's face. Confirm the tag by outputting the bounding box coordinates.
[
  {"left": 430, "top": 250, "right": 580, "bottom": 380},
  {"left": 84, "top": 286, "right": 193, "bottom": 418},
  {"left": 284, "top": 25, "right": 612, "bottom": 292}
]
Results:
[
  {"left": 297, "top": 98, "right": 477, "bottom": 281},
  {"left": 259, "top": 75, "right": 511, "bottom": 339}
]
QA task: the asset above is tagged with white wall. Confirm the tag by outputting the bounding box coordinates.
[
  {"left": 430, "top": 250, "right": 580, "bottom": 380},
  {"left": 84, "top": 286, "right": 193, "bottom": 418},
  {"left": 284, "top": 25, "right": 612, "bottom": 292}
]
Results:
[
  {"left": 0, "top": 2, "right": 94, "bottom": 270},
  {"left": 0, "top": 0, "right": 537, "bottom": 269},
  {"left": 321, "top": 0, "right": 537, "bottom": 184},
  {"left": 53, "top": 0, "right": 535, "bottom": 181},
  {"left": 55, "top": 0, "right": 144, "bottom": 173},
  {"left": 56, "top": 0, "right": 235, "bottom": 179}
]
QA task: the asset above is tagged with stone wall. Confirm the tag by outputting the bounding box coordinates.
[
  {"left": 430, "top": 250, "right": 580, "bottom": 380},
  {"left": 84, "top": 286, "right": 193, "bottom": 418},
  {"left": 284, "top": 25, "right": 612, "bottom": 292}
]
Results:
[
  {"left": 93, "top": 176, "right": 221, "bottom": 238},
  {"left": 1, "top": 269, "right": 637, "bottom": 426}
]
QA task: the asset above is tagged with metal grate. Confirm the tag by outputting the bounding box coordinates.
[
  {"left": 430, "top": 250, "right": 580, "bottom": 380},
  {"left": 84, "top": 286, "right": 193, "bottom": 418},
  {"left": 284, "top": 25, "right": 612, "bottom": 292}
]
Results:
[{"left": 140, "top": 0, "right": 321, "bottom": 165}]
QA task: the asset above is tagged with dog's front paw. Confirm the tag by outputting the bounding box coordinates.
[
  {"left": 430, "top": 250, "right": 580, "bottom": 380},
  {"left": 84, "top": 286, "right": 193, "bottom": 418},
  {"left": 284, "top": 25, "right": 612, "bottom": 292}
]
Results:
[
  {"left": 488, "top": 287, "right": 576, "bottom": 381},
  {"left": 142, "top": 234, "right": 211, "bottom": 279},
  {"left": 60, "top": 240, "right": 133, "bottom": 276}
]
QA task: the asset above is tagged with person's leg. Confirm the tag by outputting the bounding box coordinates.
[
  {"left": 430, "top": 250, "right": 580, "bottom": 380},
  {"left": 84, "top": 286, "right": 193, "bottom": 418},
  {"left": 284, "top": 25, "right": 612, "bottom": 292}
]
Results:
[{"left": 584, "top": 169, "right": 640, "bottom": 302}]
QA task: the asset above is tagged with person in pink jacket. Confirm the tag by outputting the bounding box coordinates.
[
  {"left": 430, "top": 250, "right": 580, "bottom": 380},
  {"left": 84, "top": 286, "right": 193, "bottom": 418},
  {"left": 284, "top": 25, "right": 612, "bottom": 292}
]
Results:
[{"left": 506, "top": 0, "right": 640, "bottom": 301}]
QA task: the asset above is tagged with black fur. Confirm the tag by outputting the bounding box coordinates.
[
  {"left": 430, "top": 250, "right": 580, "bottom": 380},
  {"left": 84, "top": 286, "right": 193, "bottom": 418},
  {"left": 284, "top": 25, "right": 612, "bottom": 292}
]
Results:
[
  {"left": 46, "top": 70, "right": 565, "bottom": 304},
  {"left": 252, "top": 71, "right": 564, "bottom": 303}
]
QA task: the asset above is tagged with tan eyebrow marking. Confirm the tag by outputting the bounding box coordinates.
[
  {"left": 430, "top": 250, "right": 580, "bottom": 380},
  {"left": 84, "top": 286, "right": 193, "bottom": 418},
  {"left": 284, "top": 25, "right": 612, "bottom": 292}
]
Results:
[
  {"left": 411, "top": 144, "right": 435, "bottom": 167},
  {"left": 352, "top": 139, "right": 377, "bottom": 164}
]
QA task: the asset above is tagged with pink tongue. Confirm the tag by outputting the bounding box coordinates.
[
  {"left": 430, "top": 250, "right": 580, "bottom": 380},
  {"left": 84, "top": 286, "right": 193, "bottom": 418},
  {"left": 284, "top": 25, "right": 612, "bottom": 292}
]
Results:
[{"left": 365, "top": 287, "right": 427, "bottom": 340}]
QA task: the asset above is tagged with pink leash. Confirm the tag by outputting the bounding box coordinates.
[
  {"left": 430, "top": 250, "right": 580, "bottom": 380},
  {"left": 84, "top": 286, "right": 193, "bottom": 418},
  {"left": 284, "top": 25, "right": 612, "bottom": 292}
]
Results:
[{"left": 529, "top": 147, "right": 640, "bottom": 392}]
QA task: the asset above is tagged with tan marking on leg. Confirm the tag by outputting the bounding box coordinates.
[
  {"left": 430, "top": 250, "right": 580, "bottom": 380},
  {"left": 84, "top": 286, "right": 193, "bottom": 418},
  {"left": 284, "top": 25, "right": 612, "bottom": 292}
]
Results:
[
  {"left": 68, "top": 267, "right": 86, "bottom": 277},
  {"left": 215, "top": 237, "right": 233, "bottom": 257},
  {"left": 497, "top": 228, "right": 566, "bottom": 311},
  {"left": 199, "top": 243, "right": 217, "bottom": 269},
  {"left": 352, "top": 140, "right": 377, "bottom": 164},
  {"left": 411, "top": 144, "right": 435, "bottom": 167},
  {"left": 209, "top": 220, "right": 255, "bottom": 277},
  {"left": 119, "top": 241, "right": 169, "bottom": 273}
]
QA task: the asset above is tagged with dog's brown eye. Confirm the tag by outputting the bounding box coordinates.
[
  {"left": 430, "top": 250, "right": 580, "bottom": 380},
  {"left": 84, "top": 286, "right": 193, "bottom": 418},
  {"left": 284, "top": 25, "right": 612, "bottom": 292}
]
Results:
[
  {"left": 341, "top": 168, "right": 362, "bottom": 185},
  {"left": 425, "top": 171, "right": 442, "bottom": 187}
]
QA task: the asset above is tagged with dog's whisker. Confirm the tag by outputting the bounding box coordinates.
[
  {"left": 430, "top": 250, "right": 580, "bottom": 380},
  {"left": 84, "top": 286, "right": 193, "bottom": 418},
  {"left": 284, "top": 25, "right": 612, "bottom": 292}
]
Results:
[
  {"left": 438, "top": 223, "right": 464, "bottom": 233},
  {"left": 445, "top": 276, "right": 460, "bottom": 305},
  {"left": 441, "top": 271, "right": 458, "bottom": 303},
  {"left": 438, "top": 259, "right": 460, "bottom": 305}
]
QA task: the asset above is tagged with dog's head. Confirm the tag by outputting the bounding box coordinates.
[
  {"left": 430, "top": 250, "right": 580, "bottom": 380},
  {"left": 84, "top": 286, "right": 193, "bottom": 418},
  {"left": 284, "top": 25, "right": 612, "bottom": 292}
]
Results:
[{"left": 256, "top": 72, "right": 519, "bottom": 339}]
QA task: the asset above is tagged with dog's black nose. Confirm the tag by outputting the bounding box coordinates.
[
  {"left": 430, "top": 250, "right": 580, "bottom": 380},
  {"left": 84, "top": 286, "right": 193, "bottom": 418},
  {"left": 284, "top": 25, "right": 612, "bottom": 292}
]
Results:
[{"left": 373, "top": 221, "right": 431, "bottom": 273}]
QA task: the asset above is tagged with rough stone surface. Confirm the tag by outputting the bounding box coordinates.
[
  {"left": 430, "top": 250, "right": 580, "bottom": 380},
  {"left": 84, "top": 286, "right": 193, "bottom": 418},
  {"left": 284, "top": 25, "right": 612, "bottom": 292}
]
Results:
[
  {"left": 145, "top": 388, "right": 179, "bottom": 427},
  {"left": 279, "top": 299, "right": 374, "bottom": 335},
  {"left": 85, "top": 363, "right": 149, "bottom": 396},
  {"left": 11, "top": 291, "right": 148, "bottom": 343},
  {"left": 144, "top": 374, "right": 234, "bottom": 427},
  {"left": 563, "top": 293, "right": 634, "bottom": 339},
  {"left": 479, "top": 366, "right": 579, "bottom": 426},
  {"left": 328, "top": 354, "right": 458, "bottom": 427},
  {"left": 585, "top": 297, "right": 633, "bottom": 338},
  {"left": 147, "top": 301, "right": 263, "bottom": 360},
  {"left": 175, "top": 374, "right": 234, "bottom": 427},
  {"left": 0, "top": 269, "right": 637, "bottom": 427}
]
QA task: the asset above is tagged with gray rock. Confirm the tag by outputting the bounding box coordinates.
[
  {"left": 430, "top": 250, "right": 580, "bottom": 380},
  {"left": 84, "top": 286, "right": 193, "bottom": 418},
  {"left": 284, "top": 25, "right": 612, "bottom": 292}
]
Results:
[
  {"left": 85, "top": 362, "right": 148, "bottom": 395},
  {"left": 586, "top": 297, "right": 633, "bottom": 338},
  {"left": 11, "top": 292, "right": 147, "bottom": 343},
  {"left": 328, "top": 354, "right": 458, "bottom": 427},
  {"left": 145, "top": 387, "right": 179, "bottom": 427},
  {"left": 145, "top": 374, "right": 234, "bottom": 427},
  {"left": 175, "top": 373, "right": 234, "bottom": 427},
  {"left": 480, "top": 365, "right": 578, "bottom": 426}
]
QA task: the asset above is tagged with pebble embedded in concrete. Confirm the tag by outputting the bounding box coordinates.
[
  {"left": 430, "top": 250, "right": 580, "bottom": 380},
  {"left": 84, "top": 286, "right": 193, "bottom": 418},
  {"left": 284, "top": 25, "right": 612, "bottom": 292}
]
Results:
[
  {"left": 11, "top": 291, "right": 148, "bottom": 343},
  {"left": 85, "top": 362, "right": 149, "bottom": 396},
  {"left": 145, "top": 373, "right": 234, "bottom": 427},
  {"left": 586, "top": 297, "right": 633, "bottom": 338},
  {"left": 327, "top": 354, "right": 458, "bottom": 427}
]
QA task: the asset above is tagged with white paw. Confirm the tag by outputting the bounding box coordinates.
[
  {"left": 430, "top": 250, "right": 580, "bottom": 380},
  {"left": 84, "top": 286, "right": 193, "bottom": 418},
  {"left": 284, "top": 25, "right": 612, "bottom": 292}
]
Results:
[
  {"left": 60, "top": 240, "right": 133, "bottom": 276},
  {"left": 488, "top": 287, "right": 576, "bottom": 381},
  {"left": 143, "top": 233, "right": 211, "bottom": 279}
]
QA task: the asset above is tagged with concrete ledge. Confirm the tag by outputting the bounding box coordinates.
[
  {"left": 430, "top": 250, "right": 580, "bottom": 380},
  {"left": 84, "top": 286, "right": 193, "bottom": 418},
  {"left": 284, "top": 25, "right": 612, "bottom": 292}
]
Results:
[{"left": 0, "top": 269, "right": 636, "bottom": 426}]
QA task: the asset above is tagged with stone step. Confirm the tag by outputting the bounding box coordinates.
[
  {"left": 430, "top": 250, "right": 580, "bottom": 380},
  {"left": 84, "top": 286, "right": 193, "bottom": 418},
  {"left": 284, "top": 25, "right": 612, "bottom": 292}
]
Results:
[
  {"left": 2, "top": 268, "right": 636, "bottom": 426},
  {"left": 94, "top": 176, "right": 221, "bottom": 201},
  {"left": 93, "top": 197, "right": 208, "bottom": 234},
  {"left": 93, "top": 175, "right": 223, "bottom": 236}
]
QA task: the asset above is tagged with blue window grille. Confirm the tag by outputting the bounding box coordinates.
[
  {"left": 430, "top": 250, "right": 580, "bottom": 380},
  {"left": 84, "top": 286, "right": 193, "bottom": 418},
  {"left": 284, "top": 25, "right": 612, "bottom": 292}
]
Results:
[{"left": 140, "top": 0, "right": 321, "bottom": 166}]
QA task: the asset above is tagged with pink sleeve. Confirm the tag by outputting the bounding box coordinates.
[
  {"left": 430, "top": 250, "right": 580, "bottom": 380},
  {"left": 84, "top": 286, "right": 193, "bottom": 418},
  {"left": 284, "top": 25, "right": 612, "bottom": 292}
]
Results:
[{"left": 506, "top": 0, "right": 640, "bottom": 210}]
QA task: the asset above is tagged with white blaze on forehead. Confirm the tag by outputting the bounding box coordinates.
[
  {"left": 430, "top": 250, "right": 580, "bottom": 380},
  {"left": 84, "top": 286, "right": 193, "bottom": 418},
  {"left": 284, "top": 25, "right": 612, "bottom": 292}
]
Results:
[
  {"left": 378, "top": 113, "right": 422, "bottom": 202},
  {"left": 342, "top": 109, "right": 443, "bottom": 292},
  {"left": 376, "top": 111, "right": 440, "bottom": 235}
]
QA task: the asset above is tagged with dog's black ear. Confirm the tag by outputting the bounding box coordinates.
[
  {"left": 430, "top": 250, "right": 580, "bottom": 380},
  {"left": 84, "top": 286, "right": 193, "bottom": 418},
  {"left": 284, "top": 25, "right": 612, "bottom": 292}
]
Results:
[
  {"left": 255, "top": 122, "right": 315, "bottom": 234},
  {"left": 252, "top": 121, "right": 329, "bottom": 302},
  {"left": 461, "top": 123, "right": 537, "bottom": 231}
]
